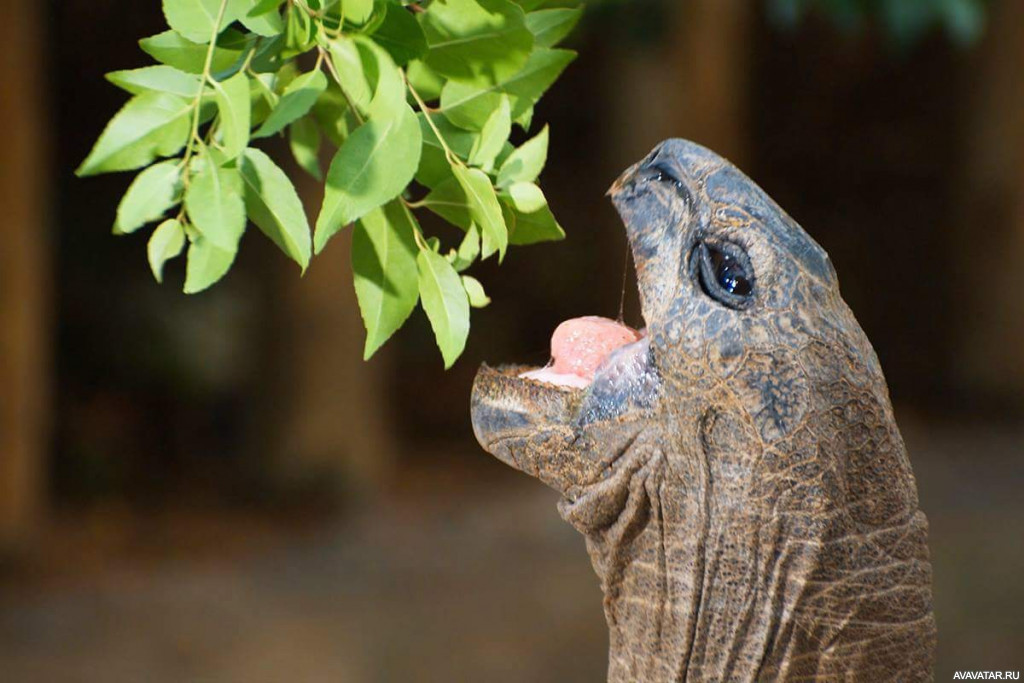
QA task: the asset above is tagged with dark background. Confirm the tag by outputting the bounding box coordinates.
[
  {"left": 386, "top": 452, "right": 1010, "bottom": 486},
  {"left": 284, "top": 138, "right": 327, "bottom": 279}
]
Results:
[{"left": 1, "top": 0, "right": 1022, "bottom": 679}]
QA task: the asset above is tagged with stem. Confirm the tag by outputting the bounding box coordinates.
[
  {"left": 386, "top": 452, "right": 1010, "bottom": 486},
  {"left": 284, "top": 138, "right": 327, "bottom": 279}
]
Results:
[
  {"left": 181, "top": 0, "right": 232, "bottom": 177},
  {"left": 412, "top": 228, "right": 429, "bottom": 251},
  {"left": 320, "top": 46, "right": 366, "bottom": 126},
  {"left": 240, "top": 40, "right": 258, "bottom": 74},
  {"left": 248, "top": 66, "right": 279, "bottom": 108},
  {"left": 399, "top": 198, "right": 430, "bottom": 252},
  {"left": 406, "top": 74, "right": 461, "bottom": 167}
]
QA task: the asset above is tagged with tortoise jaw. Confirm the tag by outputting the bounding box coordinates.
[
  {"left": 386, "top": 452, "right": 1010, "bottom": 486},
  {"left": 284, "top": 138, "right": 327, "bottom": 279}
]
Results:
[
  {"left": 470, "top": 364, "right": 588, "bottom": 490},
  {"left": 470, "top": 338, "right": 660, "bottom": 495},
  {"left": 470, "top": 365, "right": 581, "bottom": 448}
]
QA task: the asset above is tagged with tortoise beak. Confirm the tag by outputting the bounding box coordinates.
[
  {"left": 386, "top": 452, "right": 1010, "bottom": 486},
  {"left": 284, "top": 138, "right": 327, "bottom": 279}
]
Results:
[
  {"left": 470, "top": 364, "right": 587, "bottom": 492},
  {"left": 607, "top": 159, "right": 686, "bottom": 330},
  {"left": 607, "top": 161, "right": 641, "bottom": 197}
]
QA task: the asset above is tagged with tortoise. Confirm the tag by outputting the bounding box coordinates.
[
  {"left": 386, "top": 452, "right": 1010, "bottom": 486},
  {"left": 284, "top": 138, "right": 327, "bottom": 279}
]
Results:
[{"left": 470, "top": 139, "right": 937, "bottom": 681}]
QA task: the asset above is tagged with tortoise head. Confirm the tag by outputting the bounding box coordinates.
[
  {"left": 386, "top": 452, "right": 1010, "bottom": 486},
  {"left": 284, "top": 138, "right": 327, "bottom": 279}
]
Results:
[
  {"left": 470, "top": 139, "right": 934, "bottom": 679},
  {"left": 471, "top": 138, "right": 874, "bottom": 508}
]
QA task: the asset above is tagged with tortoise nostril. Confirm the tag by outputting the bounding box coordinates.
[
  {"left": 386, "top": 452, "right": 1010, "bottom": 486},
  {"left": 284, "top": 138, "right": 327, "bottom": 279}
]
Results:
[{"left": 645, "top": 161, "right": 683, "bottom": 189}]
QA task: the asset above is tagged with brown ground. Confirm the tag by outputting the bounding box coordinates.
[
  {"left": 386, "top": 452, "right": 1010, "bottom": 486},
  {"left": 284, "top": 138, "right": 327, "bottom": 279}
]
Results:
[{"left": 0, "top": 419, "right": 1021, "bottom": 682}]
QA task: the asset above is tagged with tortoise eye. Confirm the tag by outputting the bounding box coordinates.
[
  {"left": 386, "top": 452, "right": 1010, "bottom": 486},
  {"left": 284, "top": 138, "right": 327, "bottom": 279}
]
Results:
[
  {"left": 709, "top": 248, "right": 752, "bottom": 296},
  {"left": 694, "top": 241, "right": 755, "bottom": 308}
]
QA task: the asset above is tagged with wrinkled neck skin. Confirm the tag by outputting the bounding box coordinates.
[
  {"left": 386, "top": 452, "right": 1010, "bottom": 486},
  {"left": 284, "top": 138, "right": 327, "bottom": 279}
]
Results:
[{"left": 559, "top": 333, "right": 935, "bottom": 682}]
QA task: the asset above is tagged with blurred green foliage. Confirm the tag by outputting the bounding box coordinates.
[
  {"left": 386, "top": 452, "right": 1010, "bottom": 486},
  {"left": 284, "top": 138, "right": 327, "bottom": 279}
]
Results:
[{"left": 767, "top": 0, "right": 987, "bottom": 46}]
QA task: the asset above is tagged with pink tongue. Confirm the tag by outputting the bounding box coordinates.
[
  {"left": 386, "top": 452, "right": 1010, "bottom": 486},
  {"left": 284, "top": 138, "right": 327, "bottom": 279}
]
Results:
[
  {"left": 551, "top": 316, "right": 642, "bottom": 378},
  {"left": 520, "top": 316, "right": 641, "bottom": 387}
]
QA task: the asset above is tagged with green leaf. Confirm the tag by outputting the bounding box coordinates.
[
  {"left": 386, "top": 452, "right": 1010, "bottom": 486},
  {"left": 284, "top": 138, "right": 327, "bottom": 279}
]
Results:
[
  {"left": 181, "top": 159, "right": 245, "bottom": 293},
  {"left": 360, "top": 4, "right": 391, "bottom": 37},
  {"left": 140, "top": 29, "right": 250, "bottom": 75},
  {"left": 440, "top": 47, "right": 575, "bottom": 128},
  {"left": 525, "top": 7, "right": 581, "bottom": 47},
  {"left": 76, "top": 93, "right": 192, "bottom": 176},
  {"left": 461, "top": 275, "right": 490, "bottom": 308},
  {"left": 240, "top": 148, "right": 312, "bottom": 270},
  {"left": 249, "top": 33, "right": 286, "bottom": 73},
  {"left": 506, "top": 180, "right": 545, "bottom": 213},
  {"left": 494, "top": 139, "right": 515, "bottom": 168},
  {"left": 115, "top": 160, "right": 182, "bottom": 234},
  {"left": 363, "top": 38, "right": 407, "bottom": 118},
  {"left": 417, "top": 248, "right": 470, "bottom": 368},
  {"left": 533, "top": 1, "right": 583, "bottom": 8},
  {"left": 184, "top": 159, "right": 246, "bottom": 251},
  {"left": 501, "top": 195, "right": 564, "bottom": 245},
  {"left": 406, "top": 59, "right": 446, "bottom": 101},
  {"left": 315, "top": 105, "right": 421, "bottom": 253},
  {"left": 343, "top": 0, "right": 375, "bottom": 24},
  {"left": 184, "top": 235, "right": 237, "bottom": 293},
  {"left": 499, "top": 48, "right": 576, "bottom": 121},
  {"left": 162, "top": 0, "right": 244, "bottom": 43},
  {"left": 283, "top": 3, "right": 316, "bottom": 57},
  {"left": 416, "top": 112, "right": 479, "bottom": 186},
  {"left": 254, "top": 69, "right": 326, "bottom": 138},
  {"left": 496, "top": 123, "right": 547, "bottom": 187},
  {"left": 148, "top": 218, "right": 187, "bottom": 283},
  {"left": 239, "top": 0, "right": 284, "bottom": 35},
  {"left": 312, "top": 85, "right": 355, "bottom": 146},
  {"left": 422, "top": 176, "right": 472, "bottom": 228},
  {"left": 514, "top": 104, "right": 533, "bottom": 130},
  {"left": 327, "top": 36, "right": 373, "bottom": 114},
  {"left": 415, "top": 147, "right": 449, "bottom": 189},
  {"left": 420, "top": 112, "right": 479, "bottom": 158},
  {"left": 249, "top": 0, "right": 282, "bottom": 15},
  {"left": 249, "top": 72, "right": 279, "bottom": 127},
  {"left": 449, "top": 223, "right": 480, "bottom": 271},
  {"left": 211, "top": 71, "right": 251, "bottom": 159},
  {"left": 315, "top": 43, "right": 422, "bottom": 252},
  {"left": 106, "top": 65, "right": 202, "bottom": 98},
  {"left": 440, "top": 83, "right": 501, "bottom": 130},
  {"left": 373, "top": 2, "right": 428, "bottom": 66},
  {"left": 352, "top": 201, "right": 420, "bottom": 359},
  {"left": 452, "top": 164, "right": 507, "bottom": 259},
  {"left": 274, "top": 63, "right": 303, "bottom": 97},
  {"left": 289, "top": 117, "right": 322, "bottom": 180},
  {"left": 252, "top": 70, "right": 279, "bottom": 102},
  {"left": 420, "top": 0, "right": 534, "bottom": 86},
  {"left": 416, "top": 143, "right": 451, "bottom": 189},
  {"left": 468, "top": 95, "right": 510, "bottom": 170}
]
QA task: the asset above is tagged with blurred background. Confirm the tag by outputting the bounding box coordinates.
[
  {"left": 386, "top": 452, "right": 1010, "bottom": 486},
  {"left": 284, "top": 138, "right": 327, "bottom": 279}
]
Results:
[{"left": 2, "top": 0, "right": 1023, "bottom": 680}]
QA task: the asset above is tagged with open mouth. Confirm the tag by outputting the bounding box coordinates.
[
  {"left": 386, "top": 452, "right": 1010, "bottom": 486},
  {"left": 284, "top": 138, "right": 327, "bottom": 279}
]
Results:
[
  {"left": 517, "top": 316, "right": 646, "bottom": 390},
  {"left": 470, "top": 156, "right": 664, "bottom": 487},
  {"left": 493, "top": 164, "right": 654, "bottom": 394}
]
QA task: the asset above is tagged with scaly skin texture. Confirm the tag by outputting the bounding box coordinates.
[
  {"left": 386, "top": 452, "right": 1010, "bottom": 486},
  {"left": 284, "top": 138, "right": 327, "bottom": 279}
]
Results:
[{"left": 470, "top": 139, "right": 936, "bottom": 682}]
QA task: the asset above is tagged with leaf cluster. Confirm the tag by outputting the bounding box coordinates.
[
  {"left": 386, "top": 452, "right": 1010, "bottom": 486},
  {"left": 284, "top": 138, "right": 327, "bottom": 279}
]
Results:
[{"left": 78, "top": 0, "right": 581, "bottom": 366}]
